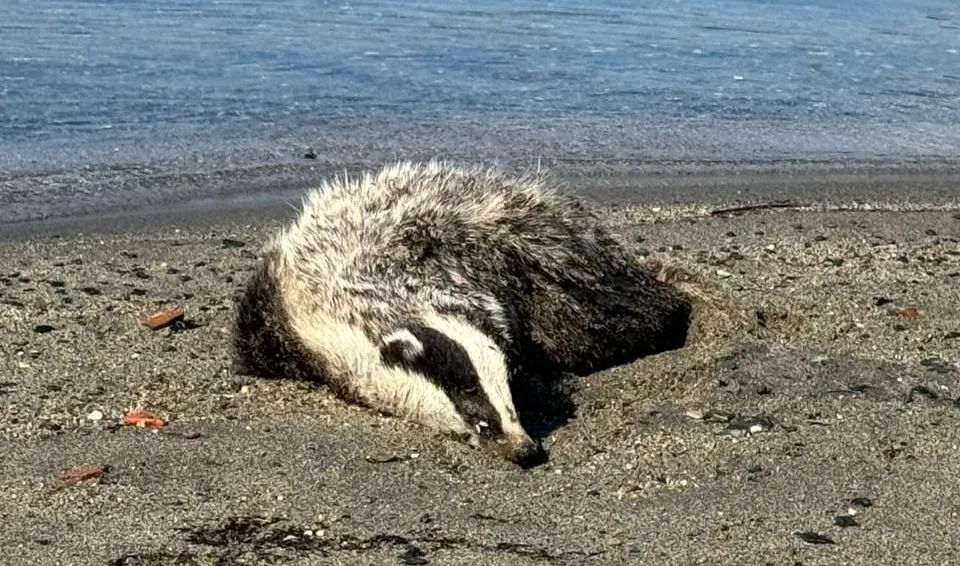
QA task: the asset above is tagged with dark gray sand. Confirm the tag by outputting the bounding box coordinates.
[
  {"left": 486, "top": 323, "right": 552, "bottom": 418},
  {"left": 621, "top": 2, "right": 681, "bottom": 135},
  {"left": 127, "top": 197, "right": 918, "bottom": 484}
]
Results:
[{"left": 1, "top": 180, "right": 959, "bottom": 565}]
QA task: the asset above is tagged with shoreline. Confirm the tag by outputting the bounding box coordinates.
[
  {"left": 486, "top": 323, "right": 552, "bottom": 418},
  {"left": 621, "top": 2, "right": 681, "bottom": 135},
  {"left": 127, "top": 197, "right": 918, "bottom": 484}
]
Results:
[{"left": 2, "top": 163, "right": 959, "bottom": 242}]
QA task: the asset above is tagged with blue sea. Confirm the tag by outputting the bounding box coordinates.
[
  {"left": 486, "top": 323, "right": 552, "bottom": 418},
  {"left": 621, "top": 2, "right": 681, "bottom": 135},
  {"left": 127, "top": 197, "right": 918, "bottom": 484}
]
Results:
[{"left": 1, "top": 0, "right": 958, "bottom": 222}]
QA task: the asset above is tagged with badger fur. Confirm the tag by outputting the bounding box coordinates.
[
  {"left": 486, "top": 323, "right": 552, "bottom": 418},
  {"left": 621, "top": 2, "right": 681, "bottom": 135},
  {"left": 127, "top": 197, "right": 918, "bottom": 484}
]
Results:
[{"left": 232, "top": 161, "right": 691, "bottom": 467}]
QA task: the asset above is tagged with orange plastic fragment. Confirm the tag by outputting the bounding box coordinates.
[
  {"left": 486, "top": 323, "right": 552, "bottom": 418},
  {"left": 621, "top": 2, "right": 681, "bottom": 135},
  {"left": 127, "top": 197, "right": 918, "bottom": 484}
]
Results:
[
  {"left": 61, "top": 464, "right": 105, "bottom": 484},
  {"left": 123, "top": 410, "right": 168, "bottom": 428},
  {"left": 140, "top": 307, "right": 184, "bottom": 330},
  {"left": 898, "top": 308, "right": 919, "bottom": 321}
]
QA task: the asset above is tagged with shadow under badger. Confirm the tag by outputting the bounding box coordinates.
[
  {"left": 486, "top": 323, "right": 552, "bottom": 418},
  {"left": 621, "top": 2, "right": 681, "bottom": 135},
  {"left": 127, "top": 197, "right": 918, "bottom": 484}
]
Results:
[{"left": 232, "top": 161, "right": 691, "bottom": 468}]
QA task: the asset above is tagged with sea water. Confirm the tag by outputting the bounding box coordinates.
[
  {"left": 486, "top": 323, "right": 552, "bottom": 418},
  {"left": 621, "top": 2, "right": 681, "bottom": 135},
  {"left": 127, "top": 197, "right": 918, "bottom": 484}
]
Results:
[{"left": 1, "top": 0, "right": 958, "bottom": 222}]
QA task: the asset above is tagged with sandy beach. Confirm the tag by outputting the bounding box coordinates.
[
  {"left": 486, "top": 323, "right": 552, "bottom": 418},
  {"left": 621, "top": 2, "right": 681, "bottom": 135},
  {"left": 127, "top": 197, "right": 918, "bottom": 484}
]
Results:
[{"left": 1, "top": 169, "right": 959, "bottom": 565}]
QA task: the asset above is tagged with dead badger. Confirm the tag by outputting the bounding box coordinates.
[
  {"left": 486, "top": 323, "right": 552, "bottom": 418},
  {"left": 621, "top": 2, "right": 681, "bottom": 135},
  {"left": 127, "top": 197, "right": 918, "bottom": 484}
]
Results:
[{"left": 232, "top": 161, "right": 691, "bottom": 467}]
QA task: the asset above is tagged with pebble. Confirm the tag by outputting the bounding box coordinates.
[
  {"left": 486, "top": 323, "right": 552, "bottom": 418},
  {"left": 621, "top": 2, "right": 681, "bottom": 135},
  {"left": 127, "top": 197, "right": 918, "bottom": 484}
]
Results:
[
  {"left": 86, "top": 410, "right": 104, "bottom": 421},
  {"left": 401, "top": 545, "right": 429, "bottom": 566},
  {"left": 222, "top": 238, "right": 247, "bottom": 249},
  {"left": 835, "top": 514, "right": 859, "bottom": 528},
  {"left": 724, "top": 414, "right": 774, "bottom": 436},
  {"left": 795, "top": 531, "right": 835, "bottom": 545},
  {"left": 716, "top": 269, "right": 733, "bottom": 278}
]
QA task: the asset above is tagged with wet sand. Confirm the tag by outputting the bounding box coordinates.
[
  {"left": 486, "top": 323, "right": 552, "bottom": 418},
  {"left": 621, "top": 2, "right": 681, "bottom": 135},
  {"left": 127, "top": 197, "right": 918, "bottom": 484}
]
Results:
[{"left": 1, "top": 170, "right": 959, "bottom": 565}]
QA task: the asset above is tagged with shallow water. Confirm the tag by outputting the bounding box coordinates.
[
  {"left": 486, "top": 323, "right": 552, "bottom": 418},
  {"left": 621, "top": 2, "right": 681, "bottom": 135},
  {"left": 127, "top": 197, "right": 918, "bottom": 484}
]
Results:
[{"left": 1, "top": 0, "right": 958, "bottom": 222}]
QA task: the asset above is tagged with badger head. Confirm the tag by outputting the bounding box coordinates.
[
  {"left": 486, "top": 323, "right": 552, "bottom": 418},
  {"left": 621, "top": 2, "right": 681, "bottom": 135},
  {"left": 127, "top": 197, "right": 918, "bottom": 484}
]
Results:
[{"left": 378, "top": 315, "right": 546, "bottom": 469}]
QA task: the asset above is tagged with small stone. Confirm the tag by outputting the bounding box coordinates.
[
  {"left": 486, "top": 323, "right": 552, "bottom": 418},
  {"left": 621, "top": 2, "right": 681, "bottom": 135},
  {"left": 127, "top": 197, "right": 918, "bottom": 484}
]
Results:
[
  {"left": 80, "top": 286, "right": 102, "bottom": 296},
  {"left": 33, "top": 324, "right": 56, "bottom": 334},
  {"left": 365, "top": 454, "right": 402, "bottom": 464},
  {"left": 703, "top": 409, "right": 734, "bottom": 423},
  {"left": 795, "top": 531, "right": 835, "bottom": 545},
  {"left": 907, "top": 385, "right": 939, "bottom": 402},
  {"left": 716, "top": 269, "right": 733, "bottom": 278},
  {"left": 401, "top": 544, "right": 429, "bottom": 565},
  {"left": 304, "top": 149, "right": 318, "bottom": 159},
  {"left": 835, "top": 514, "right": 859, "bottom": 528},
  {"left": 86, "top": 410, "right": 104, "bottom": 421},
  {"left": 725, "top": 414, "right": 774, "bottom": 435},
  {"left": 919, "top": 358, "right": 952, "bottom": 374},
  {"left": 222, "top": 238, "right": 247, "bottom": 249}
]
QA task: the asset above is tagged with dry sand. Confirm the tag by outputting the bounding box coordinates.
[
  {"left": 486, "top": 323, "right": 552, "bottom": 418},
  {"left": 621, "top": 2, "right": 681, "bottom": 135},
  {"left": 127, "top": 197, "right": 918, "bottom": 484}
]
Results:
[{"left": 1, "top": 179, "right": 959, "bottom": 565}]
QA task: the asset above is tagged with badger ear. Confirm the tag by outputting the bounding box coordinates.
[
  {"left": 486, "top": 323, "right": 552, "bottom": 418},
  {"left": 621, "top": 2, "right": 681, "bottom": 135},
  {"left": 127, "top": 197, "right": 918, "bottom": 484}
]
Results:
[{"left": 379, "top": 329, "right": 424, "bottom": 365}]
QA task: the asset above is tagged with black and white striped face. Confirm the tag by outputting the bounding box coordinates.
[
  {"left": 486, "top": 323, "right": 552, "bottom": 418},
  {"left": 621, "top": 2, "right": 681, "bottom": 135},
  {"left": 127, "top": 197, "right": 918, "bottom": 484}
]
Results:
[{"left": 379, "top": 316, "right": 546, "bottom": 468}]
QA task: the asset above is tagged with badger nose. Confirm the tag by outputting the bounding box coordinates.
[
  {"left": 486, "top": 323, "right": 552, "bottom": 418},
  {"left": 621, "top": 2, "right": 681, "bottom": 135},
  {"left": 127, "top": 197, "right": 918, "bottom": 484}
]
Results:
[{"left": 508, "top": 438, "right": 548, "bottom": 469}]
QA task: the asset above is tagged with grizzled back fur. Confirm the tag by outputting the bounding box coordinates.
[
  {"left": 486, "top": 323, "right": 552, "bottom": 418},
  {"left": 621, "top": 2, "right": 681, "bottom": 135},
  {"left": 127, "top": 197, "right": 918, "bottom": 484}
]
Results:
[{"left": 291, "top": 160, "right": 692, "bottom": 378}]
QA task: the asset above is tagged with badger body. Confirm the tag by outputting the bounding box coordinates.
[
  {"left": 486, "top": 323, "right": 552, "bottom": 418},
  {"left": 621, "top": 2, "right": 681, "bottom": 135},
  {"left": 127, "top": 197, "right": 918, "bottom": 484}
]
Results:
[{"left": 232, "top": 161, "right": 691, "bottom": 466}]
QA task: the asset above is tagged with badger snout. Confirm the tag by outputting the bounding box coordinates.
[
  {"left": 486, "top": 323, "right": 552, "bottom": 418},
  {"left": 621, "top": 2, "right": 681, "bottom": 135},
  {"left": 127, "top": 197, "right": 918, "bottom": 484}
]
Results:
[{"left": 499, "top": 434, "right": 547, "bottom": 469}]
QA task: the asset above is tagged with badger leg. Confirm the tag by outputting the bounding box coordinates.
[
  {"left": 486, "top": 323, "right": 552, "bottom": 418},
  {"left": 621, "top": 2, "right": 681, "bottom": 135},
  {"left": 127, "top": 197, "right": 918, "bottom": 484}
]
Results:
[{"left": 510, "top": 260, "right": 692, "bottom": 376}]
